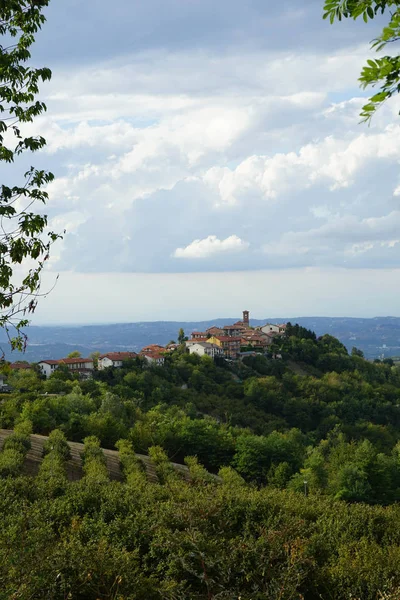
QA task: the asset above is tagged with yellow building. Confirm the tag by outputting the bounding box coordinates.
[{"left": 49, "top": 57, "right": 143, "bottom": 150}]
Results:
[{"left": 207, "top": 336, "right": 240, "bottom": 358}]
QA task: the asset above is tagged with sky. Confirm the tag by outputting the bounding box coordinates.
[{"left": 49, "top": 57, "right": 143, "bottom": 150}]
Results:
[{"left": 13, "top": 0, "right": 400, "bottom": 323}]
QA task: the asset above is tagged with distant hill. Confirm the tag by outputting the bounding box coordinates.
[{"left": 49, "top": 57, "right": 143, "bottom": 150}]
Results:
[{"left": 1, "top": 316, "right": 400, "bottom": 361}]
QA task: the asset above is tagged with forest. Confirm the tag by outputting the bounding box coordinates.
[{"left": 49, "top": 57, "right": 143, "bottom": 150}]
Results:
[{"left": 1, "top": 326, "right": 400, "bottom": 598}]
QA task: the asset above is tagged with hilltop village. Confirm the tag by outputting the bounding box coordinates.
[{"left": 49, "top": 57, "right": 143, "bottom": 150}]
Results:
[{"left": 0, "top": 312, "right": 286, "bottom": 384}]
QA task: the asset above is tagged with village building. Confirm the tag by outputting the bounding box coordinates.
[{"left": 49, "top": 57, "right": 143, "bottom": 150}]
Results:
[
  {"left": 140, "top": 344, "right": 166, "bottom": 366},
  {"left": 191, "top": 331, "right": 210, "bottom": 340},
  {"left": 98, "top": 352, "right": 137, "bottom": 370},
  {"left": 38, "top": 358, "right": 94, "bottom": 379},
  {"left": 141, "top": 352, "right": 165, "bottom": 366},
  {"left": 240, "top": 331, "right": 271, "bottom": 351},
  {"left": 9, "top": 362, "right": 32, "bottom": 370},
  {"left": 206, "top": 326, "right": 224, "bottom": 336},
  {"left": 222, "top": 324, "right": 247, "bottom": 337},
  {"left": 38, "top": 360, "right": 61, "bottom": 378},
  {"left": 207, "top": 335, "right": 241, "bottom": 359},
  {"left": 257, "top": 323, "right": 286, "bottom": 335},
  {"left": 186, "top": 341, "right": 224, "bottom": 358}
]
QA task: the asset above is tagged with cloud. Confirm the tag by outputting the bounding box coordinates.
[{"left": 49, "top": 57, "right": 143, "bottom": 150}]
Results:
[
  {"left": 14, "top": 6, "right": 399, "bottom": 279},
  {"left": 174, "top": 235, "right": 249, "bottom": 259}
]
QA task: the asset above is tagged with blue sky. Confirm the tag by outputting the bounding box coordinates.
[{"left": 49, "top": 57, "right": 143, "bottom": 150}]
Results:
[{"left": 18, "top": 0, "right": 400, "bottom": 323}]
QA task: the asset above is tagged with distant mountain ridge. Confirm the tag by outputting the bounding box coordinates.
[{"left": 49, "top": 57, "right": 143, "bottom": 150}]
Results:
[{"left": 1, "top": 316, "right": 400, "bottom": 361}]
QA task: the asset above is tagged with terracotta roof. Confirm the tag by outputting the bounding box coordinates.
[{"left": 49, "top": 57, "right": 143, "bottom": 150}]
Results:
[
  {"left": 189, "top": 341, "right": 221, "bottom": 349},
  {"left": 9, "top": 362, "right": 31, "bottom": 369},
  {"left": 100, "top": 352, "right": 137, "bottom": 361},
  {"left": 40, "top": 358, "right": 94, "bottom": 366},
  {"left": 223, "top": 324, "right": 246, "bottom": 329},
  {"left": 213, "top": 336, "right": 241, "bottom": 343},
  {"left": 61, "top": 358, "right": 93, "bottom": 365},
  {"left": 141, "top": 352, "right": 165, "bottom": 360},
  {"left": 141, "top": 344, "right": 165, "bottom": 352}
]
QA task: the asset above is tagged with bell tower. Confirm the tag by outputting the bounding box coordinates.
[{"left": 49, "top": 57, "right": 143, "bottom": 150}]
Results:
[{"left": 243, "top": 310, "right": 249, "bottom": 326}]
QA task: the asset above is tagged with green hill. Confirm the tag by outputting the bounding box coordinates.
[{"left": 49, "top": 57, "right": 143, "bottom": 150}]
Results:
[{"left": 2, "top": 325, "right": 400, "bottom": 598}]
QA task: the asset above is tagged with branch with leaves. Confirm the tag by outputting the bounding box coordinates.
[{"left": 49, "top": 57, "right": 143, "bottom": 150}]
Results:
[
  {"left": 323, "top": 0, "right": 400, "bottom": 122},
  {"left": 0, "top": 0, "right": 62, "bottom": 351}
]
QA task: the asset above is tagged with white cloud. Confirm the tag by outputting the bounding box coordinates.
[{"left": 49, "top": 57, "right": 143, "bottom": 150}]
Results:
[
  {"left": 203, "top": 124, "right": 400, "bottom": 205},
  {"left": 174, "top": 235, "right": 249, "bottom": 258},
  {"left": 14, "top": 35, "right": 400, "bottom": 277}
]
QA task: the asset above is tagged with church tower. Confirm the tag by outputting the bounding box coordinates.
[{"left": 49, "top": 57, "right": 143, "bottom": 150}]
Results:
[{"left": 243, "top": 310, "right": 249, "bottom": 327}]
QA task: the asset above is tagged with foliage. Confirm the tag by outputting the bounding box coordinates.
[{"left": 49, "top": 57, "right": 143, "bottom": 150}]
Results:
[
  {"left": 2, "top": 325, "right": 400, "bottom": 507},
  {"left": 0, "top": 419, "right": 31, "bottom": 476},
  {"left": 81, "top": 435, "right": 109, "bottom": 484},
  {"left": 43, "top": 428, "right": 71, "bottom": 460},
  {"left": 323, "top": 0, "right": 400, "bottom": 123},
  {"left": 2, "top": 441, "right": 400, "bottom": 598},
  {"left": 0, "top": 0, "right": 62, "bottom": 349}
]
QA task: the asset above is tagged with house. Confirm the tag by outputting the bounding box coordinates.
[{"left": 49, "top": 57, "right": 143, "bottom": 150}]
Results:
[
  {"left": 61, "top": 358, "right": 94, "bottom": 377},
  {"left": 191, "top": 331, "right": 209, "bottom": 340},
  {"left": 141, "top": 352, "right": 165, "bottom": 366},
  {"left": 257, "top": 323, "right": 287, "bottom": 335},
  {"left": 9, "top": 362, "right": 32, "bottom": 370},
  {"left": 38, "top": 360, "right": 61, "bottom": 378},
  {"left": 165, "top": 343, "right": 179, "bottom": 352},
  {"left": 207, "top": 336, "right": 241, "bottom": 359},
  {"left": 98, "top": 352, "right": 137, "bottom": 370},
  {"left": 187, "top": 341, "right": 224, "bottom": 358},
  {"left": 222, "top": 324, "right": 247, "bottom": 337},
  {"left": 140, "top": 345, "right": 166, "bottom": 366},
  {"left": 240, "top": 332, "right": 270, "bottom": 351},
  {"left": 141, "top": 344, "right": 165, "bottom": 354},
  {"left": 38, "top": 358, "right": 94, "bottom": 379},
  {"left": 206, "top": 326, "right": 224, "bottom": 336}
]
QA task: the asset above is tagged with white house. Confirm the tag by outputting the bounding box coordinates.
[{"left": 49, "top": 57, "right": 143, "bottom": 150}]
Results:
[
  {"left": 141, "top": 353, "right": 165, "bottom": 366},
  {"left": 98, "top": 352, "right": 137, "bottom": 370},
  {"left": 258, "top": 323, "right": 286, "bottom": 335},
  {"left": 38, "top": 358, "right": 94, "bottom": 379},
  {"left": 38, "top": 360, "right": 60, "bottom": 378},
  {"left": 187, "top": 341, "right": 224, "bottom": 358}
]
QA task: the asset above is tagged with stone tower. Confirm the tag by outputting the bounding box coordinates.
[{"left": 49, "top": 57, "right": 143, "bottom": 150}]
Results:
[{"left": 243, "top": 310, "right": 249, "bottom": 326}]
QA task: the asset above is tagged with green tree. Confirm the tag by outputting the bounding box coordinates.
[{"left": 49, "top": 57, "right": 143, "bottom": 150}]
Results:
[
  {"left": 90, "top": 351, "right": 101, "bottom": 368},
  {"left": 0, "top": 0, "right": 61, "bottom": 349},
  {"left": 323, "top": 0, "right": 400, "bottom": 122},
  {"left": 67, "top": 350, "right": 81, "bottom": 358},
  {"left": 178, "top": 328, "right": 187, "bottom": 344},
  {"left": 352, "top": 346, "right": 365, "bottom": 358},
  {"left": 8, "top": 367, "right": 42, "bottom": 393}
]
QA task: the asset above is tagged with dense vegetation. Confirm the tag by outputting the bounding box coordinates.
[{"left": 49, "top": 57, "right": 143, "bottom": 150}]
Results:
[{"left": 2, "top": 326, "right": 400, "bottom": 597}]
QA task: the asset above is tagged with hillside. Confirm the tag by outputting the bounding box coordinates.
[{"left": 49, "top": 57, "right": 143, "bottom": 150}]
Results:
[
  {"left": 2, "top": 316, "right": 400, "bottom": 361},
  {"left": 0, "top": 430, "right": 190, "bottom": 484},
  {"left": 3, "top": 324, "right": 400, "bottom": 598}
]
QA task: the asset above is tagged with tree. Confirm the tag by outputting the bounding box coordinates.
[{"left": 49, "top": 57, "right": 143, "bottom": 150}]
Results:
[
  {"left": 0, "top": 0, "right": 61, "bottom": 351},
  {"left": 351, "top": 346, "right": 365, "bottom": 358},
  {"left": 67, "top": 351, "right": 81, "bottom": 358},
  {"left": 178, "top": 328, "right": 187, "bottom": 344},
  {"left": 323, "top": 0, "right": 400, "bottom": 123},
  {"left": 89, "top": 351, "right": 101, "bottom": 368}
]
